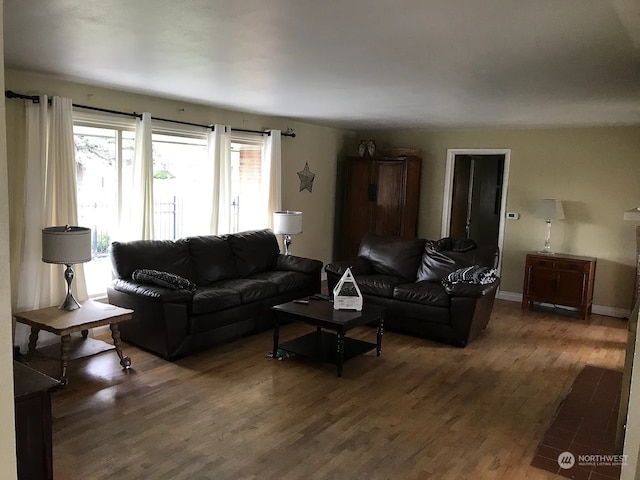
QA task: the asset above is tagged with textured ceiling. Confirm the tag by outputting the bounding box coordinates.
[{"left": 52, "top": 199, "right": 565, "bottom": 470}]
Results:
[{"left": 4, "top": 0, "right": 640, "bottom": 129}]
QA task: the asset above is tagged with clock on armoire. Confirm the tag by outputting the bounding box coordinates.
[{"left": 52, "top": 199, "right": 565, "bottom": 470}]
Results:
[{"left": 340, "top": 151, "right": 421, "bottom": 259}]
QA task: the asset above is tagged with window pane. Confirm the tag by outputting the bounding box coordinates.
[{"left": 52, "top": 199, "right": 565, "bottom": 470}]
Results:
[
  {"left": 152, "top": 134, "right": 208, "bottom": 239},
  {"left": 231, "top": 142, "right": 265, "bottom": 233},
  {"left": 74, "top": 126, "right": 118, "bottom": 297}
]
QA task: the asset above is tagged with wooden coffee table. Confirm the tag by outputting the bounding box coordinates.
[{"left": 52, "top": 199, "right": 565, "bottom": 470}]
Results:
[
  {"left": 14, "top": 300, "right": 134, "bottom": 385},
  {"left": 271, "top": 298, "right": 384, "bottom": 377}
]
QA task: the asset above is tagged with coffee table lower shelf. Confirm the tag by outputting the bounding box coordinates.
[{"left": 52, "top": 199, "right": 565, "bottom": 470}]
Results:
[{"left": 280, "top": 330, "right": 376, "bottom": 366}]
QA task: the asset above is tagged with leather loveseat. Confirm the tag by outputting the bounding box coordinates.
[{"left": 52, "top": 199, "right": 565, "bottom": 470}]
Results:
[
  {"left": 325, "top": 234, "right": 499, "bottom": 347},
  {"left": 107, "top": 229, "right": 322, "bottom": 360}
]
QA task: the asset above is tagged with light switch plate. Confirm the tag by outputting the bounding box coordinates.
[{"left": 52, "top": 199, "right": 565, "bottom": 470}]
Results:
[{"left": 506, "top": 212, "right": 519, "bottom": 219}]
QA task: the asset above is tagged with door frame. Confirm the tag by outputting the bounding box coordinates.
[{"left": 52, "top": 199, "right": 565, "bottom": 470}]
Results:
[{"left": 441, "top": 148, "right": 511, "bottom": 272}]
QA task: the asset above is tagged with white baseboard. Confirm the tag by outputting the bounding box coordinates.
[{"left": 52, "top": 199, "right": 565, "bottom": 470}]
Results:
[{"left": 496, "top": 290, "right": 631, "bottom": 319}]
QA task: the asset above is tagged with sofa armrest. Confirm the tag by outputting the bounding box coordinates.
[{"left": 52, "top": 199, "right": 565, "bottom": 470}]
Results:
[
  {"left": 324, "top": 258, "right": 375, "bottom": 277},
  {"left": 443, "top": 278, "right": 500, "bottom": 298},
  {"left": 273, "top": 254, "right": 323, "bottom": 275},
  {"left": 111, "top": 279, "right": 195, "bottom": 303}
]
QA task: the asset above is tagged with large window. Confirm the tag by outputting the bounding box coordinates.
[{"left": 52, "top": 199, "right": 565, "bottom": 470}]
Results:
[
  {"left": 151, "top": 132, "right": 207, "bottom": 239},
  {"left": 74, "top": 119, "right": 269, "bottom": 297}
]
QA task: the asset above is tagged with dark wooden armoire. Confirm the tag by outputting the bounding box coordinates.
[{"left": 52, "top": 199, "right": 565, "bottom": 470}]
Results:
[{"left": 340, "top": 153, "right": 421, "bottom": 259}]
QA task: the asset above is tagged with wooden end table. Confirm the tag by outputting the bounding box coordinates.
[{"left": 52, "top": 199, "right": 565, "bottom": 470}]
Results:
[{"left": 14, "top": 300, "right": 134, "bottom": 385}]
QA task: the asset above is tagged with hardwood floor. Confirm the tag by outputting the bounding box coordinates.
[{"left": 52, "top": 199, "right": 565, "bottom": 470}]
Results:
[{"left": 27, "top": 300, "right": 628, "bottom": 480}]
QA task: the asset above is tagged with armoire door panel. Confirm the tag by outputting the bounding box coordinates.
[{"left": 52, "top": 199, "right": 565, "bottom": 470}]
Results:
[
  {"left": 373, "top": 161, "right": 405, "bottom": 236},
  {"left": 342, "top": 158, "right": 375, "bottom": 258}
]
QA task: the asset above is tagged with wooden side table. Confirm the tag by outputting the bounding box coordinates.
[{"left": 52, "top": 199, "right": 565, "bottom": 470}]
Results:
[
  {"left": 14, "top": 300, "right": 134, "bottom": 385},
  {"left": 522, "top": 252, "right": 597, "bottom": 319}
]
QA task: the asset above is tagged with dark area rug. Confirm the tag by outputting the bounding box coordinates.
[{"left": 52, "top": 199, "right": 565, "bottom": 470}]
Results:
[{"left": 531, "top": 365, "right": 623, "bottom": 480}]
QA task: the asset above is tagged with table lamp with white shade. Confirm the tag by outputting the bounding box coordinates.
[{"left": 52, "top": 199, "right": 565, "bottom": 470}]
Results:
[
  {"left": 42, "top": 225, "right": 92, "bottom": 311},
  {"left": 534, "top": 199, "right": 565, "bottom": 254},
  {"left": 273, "top": 211, "right": 302, "bottom": 255}
]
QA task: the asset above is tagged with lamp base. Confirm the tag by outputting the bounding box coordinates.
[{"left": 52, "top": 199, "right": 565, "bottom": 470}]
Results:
[
  {"left": 59, "top": 263, "right": 82, "bottom": 311},
  {"left": 59, "top": 292, "right": 81, "bottom": 311},
  {"left": 283, "top": 234, "right": 292, "bottom": 255}
]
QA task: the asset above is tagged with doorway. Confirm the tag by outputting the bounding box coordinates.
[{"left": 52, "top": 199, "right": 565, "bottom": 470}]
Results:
[{"left": 442, "top": 149, "right": 510, "bottom": 270}]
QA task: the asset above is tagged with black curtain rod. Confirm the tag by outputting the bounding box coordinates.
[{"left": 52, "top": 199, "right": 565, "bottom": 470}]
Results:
[
  {"left": 5, "top": 90, "right": 296, "bottom": 138},
  {"left": 5, "top": 90, "right": 141, "bottom": 119}
]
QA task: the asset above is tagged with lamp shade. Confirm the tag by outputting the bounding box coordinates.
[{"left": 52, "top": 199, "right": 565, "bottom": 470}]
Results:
[
  {"left": 42, "top": 226, "right": 92, "bottom": 264},
  {"left": 534, "top": 199, "right": 565, "bottom": 221},
  {"left": 273, "top": 211, "right": 303, "bottom": 235}
]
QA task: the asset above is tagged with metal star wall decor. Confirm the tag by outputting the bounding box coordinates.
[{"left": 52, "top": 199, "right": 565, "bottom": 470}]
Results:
[{"left": 297, "top": 162, "right": 315, "bottom": 193}]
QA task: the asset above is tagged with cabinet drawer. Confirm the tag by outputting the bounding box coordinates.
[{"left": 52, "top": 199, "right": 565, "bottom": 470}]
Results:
[
  {"left": 556, "top": 260, "right": 589, "bottom": 272},
  {"left": 528, "top": 257, "right": 556, "bottom": 269}
]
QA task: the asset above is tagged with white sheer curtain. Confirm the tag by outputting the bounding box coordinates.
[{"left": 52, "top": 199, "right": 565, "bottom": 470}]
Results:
[
  {"left": 128, "top": 112, "right": 154, "bottom": 240},
  {"left": 264, "top": 129, "right": 282, "bottom": 230},
  {"left": 207, "top": 124, "right": 231, "bottom": 234},
  {"left": 14, "top": 96, "right": 88, "bottom": 349}
]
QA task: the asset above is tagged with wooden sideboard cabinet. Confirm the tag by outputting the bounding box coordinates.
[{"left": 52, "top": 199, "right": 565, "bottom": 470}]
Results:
[{"left": 522, "top": 252, "right": 597, "bottom": 319}]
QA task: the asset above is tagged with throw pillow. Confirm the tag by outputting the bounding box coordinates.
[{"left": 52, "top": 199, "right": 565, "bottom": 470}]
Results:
[
  {"left": 441, "top": 265, "right": 497, "bottom": 287},
  {"left": 132, "top": 269, "right": 196, "bottom": 291}
]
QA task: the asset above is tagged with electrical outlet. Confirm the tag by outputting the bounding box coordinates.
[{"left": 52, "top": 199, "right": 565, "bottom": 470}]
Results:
[{"left": 506, "top": 212, "right": 519, "bottom": 220}]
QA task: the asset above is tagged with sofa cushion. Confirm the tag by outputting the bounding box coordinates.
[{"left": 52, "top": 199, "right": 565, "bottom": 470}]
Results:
[
  {"left": 211, "top": 278, "right": 278, "bottom": 303},
  {"left": 250, "top": 270, "right": 313, "bottom": 294},
  {"left": 416, "top": 241, "right": 480, "bottom": 282},
  {"left": 132, "top": 269, "right": 196, "bottom": 291},
  {"left": 357, "top": 234, "right": 426, "bottom": 280},
  {"left": 191, "top": 288, "right": 242, "bottom": 314},
  {"left": 354, "top": 274, "right": 405, "bottom": 298},
  {"left": 393, "top": 281, "right": 450, "bottom": 307},
  {"left": 227, "top": 229, "right": 280, "bottom": 277},
  {"left": 110, "top": 239, "right": 194, "bottom": 281},
  {"left": 187, "top": 235, "right": 238, "bottom": 284}
]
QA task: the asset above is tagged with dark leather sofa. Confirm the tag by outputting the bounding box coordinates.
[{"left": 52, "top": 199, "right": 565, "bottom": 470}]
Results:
[
  {"left": 325, "top": 234, "right": 499, "bottom": 347},
  {"left": 107, "top": 229, "right": 322, "bottom": 360}
]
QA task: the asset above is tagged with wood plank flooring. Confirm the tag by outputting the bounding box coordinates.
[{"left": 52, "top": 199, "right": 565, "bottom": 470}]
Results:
[{"left": 27, "top": 300, "right": 628, "bottom": 480}]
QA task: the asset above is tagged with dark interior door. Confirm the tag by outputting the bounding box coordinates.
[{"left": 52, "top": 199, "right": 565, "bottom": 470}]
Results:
[
  {"left": 468, "top": 155, "right": 503, "bottom": 248},
  {"left": 450, "top": 155, "right": 472, "bottom": 238},
  {"left": 449, "top": 154, "right": 504, "bottom": 249}
]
